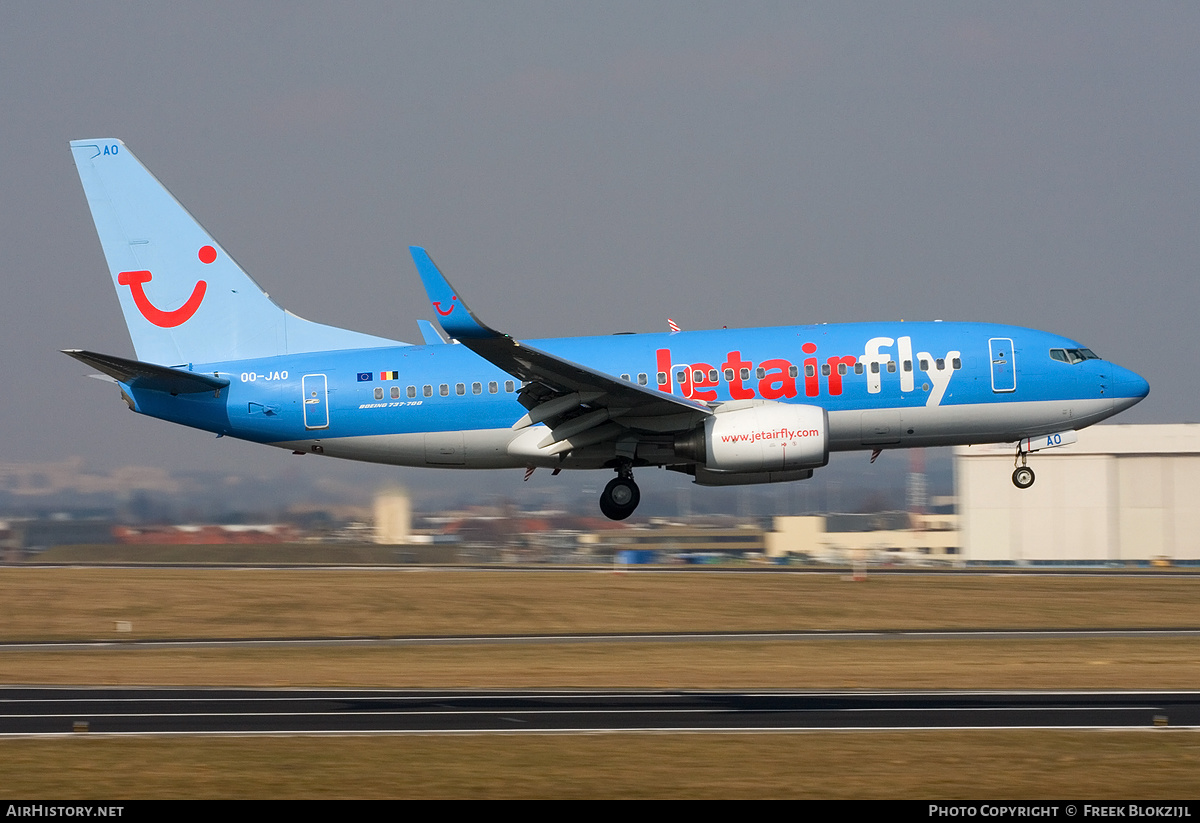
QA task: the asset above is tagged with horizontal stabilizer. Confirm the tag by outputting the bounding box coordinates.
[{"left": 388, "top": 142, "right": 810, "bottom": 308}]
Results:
[{"left": 63, "top": 349, "right": 229, "bottom": 395}]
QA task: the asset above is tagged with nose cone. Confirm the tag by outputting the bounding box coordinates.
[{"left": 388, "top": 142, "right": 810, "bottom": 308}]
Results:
[{"left": 1111, "top": 363, "right": 1149, "bottom": 412}]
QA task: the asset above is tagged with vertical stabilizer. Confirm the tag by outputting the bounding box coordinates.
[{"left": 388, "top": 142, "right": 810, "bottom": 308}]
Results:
[{"left": 70, "top": 139, "right": 402, "bottom": 365}]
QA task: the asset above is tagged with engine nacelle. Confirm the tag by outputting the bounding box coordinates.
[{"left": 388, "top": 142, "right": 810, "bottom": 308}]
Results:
[
  {"left": 670, "top": 465, "right": 815, "bottom": 486},
  {"left": 674, "top": 400, "right": 829, "bottom": 473}
]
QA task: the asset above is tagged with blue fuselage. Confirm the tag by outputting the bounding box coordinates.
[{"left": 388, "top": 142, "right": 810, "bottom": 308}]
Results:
[{"left": 124, "top": 320, "right": 1148, "bottom": 471}]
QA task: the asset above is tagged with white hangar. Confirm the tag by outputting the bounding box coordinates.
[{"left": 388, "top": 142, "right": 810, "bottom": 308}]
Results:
[{"left": 955, "top": 424, "right": 1200, "bottom": 565}]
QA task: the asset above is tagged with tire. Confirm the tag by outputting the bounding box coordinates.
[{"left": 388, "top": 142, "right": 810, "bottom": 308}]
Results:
[
  {"left": 599, "top": 477, "right": 641, "bottom": 520},
  {"left": 1012, "top": 466, "right": 1035, "bottom": 489}
]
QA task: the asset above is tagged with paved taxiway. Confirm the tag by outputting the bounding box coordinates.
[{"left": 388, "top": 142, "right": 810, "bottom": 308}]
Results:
[
  {"left": 3, "top": 688, "right": 1198, "bottom": 735},
  {"left": 2, "top": 627, "right": 1197, "bottom": 652}
]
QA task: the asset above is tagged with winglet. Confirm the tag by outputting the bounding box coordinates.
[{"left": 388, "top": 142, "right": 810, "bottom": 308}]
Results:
[{"left": 410, "top": 247, "right": 495, "bottom": 339}]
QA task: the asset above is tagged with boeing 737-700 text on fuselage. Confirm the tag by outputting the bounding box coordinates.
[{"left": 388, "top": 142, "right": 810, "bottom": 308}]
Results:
[{"left": 65, "top": 140, "right": 1149, "bottom": 519}]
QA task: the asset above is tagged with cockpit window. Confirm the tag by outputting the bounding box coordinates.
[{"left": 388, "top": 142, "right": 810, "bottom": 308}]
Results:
[{"left": 1050, "top": 347, "right": 1101, "bottom": 364}]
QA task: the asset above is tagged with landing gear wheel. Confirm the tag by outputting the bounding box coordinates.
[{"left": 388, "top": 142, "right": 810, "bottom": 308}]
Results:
[
  {"left": 599, "top": 477, "right": 641, "bottom": 520},
  {"left": 1012, "top": 466, "right": 1035, "bottom": 489}
]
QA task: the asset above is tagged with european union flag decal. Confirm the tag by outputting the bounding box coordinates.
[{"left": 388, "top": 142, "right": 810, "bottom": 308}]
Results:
[{"left": 357, "top": 372, "right": 372, "bottom": 382}]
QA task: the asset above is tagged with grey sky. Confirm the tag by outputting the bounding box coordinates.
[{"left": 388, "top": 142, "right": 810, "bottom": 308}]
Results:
[{"left": 2, "top": 3, "right": 1196, "bottom": 499}]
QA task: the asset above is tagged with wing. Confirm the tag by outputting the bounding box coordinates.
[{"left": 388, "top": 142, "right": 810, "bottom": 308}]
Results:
[{"left": 410, "top": 247, "right": 710, "bottom": 456}]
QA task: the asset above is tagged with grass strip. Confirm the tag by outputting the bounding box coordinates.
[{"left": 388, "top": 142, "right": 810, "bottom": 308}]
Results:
[
  {"left": 0, "top": 638, "right": 1196, "bottom": 690},
  {"left": 1, "top": 569, "right": 1197, "bottom": 641},
  {"left": 3, "top": 732, "right": 1199, "bottom": 798}
]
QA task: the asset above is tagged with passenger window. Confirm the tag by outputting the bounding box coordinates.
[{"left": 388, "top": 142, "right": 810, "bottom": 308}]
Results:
[
  {"left": 423, "top": 385, "right": 433, "bottom": 397},
  {"left": 472, "top": 382, "right": 482, "bottom": 395},
  {"left": 390, "top": 386, "right": 400, "bottom": 400},
  {"left": 637, "top": 373, "right": 647, "bottom": 385},
  {"left": 407, "top": 386, "right": 416, "bottom": 399},
  {"left": 723, "top": 368, "right": 734, "bottom": 381},
  {"left": 489, "top": 381, "right": 498, "bottom": 394},
  {"left": 788, "top": 366, "right": 798, "bottom": 378},
  {"left": 919, "top": 358, "right": 929, "bottom": 371},
  {"left": 952, "top": 357, "right": 962, "bottom": 370},
  {"left": 708, "top": 369, "right": 718, "bottom": 383},
  {"left": 903, "top": 360, "right": 912, "bottom": 372},
  {"left": 870, "top": 362, "right": 880, "bottom": 374},
  {"left": 676, "top": 370, "right": 687, "bottom": 383},
  {"left": 439, "top": 384, "right": 449, "bottom": 396},
  {"left": 854, "top": 363, "right": 864, "bottom": 375},
  {"left": 374, "top": 387, "right": 384, "bottom": 400},
  {"left": 621, "top": 374, "right": 631, "bottom": 382},
  {"left": 805, "top": 365, "right": 815, "bottom": 377},
  {"left": 838, "top": 363, "right": 847, "bottom": 375},
  {"left": 886, "top": 361, "right": 896, "bottom": 373},
  {"left": 455, "top": 383, "right": 465, "bottom": 396},
  {"left": 657, "top": 372, "right": 668, "bottom": 385},
  {"left": 740, "top": 368, "right": 750, "bottom": 381},
  {"left": 505, "top": 380, "right": 515, "bottom": 392},
  {"left": 936, "top": 358, "right": 945, "bottom": 370},
  {"left": 693, "top": 370, "right": 703, "bottom": 383},
  {"left": 821, "top": 364, "right": 830, "bottom": 376},
  {"left": 756, "top": 367, "right": 766, "bottom": 379}
]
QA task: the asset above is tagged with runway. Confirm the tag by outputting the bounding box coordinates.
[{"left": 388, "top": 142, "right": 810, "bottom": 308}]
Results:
[
  {"left": 2, "top": 627, "right": 1198, "bottom": 652},
  {"left": 3, "top": 688, "right": 1197, "bottom": 735}
]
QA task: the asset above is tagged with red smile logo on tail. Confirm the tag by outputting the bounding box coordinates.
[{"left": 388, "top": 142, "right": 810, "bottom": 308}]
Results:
[
  {"left": 117, "top": 245, "right": 214, "bottom": 328},
  {"left": 433, "top": 295, "right": 458, "bottom": 316}
]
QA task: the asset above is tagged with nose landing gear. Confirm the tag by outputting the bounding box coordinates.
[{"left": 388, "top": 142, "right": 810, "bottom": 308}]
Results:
[
  {"left": 1012, "top": 447, "right": 1035, "bottom": 489},
  {"left": 1012, "top": 465, "right": 1035, "bottom": 489},
  {"left": 599, "top": 465, "right": 641, "bottom": 520}
]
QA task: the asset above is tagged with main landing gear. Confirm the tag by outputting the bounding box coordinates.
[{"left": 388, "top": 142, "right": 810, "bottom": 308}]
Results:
[
  {"left": 1012, "top": 446, "right": 1035, "bottom": 489},
  {"left": 599, "top": 464, "right": 641, "bottom": 520}
]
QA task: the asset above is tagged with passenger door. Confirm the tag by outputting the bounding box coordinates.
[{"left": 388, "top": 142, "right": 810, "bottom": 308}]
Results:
[{"left": 989, "top": 338, "right": 1016, "bottom": 393}]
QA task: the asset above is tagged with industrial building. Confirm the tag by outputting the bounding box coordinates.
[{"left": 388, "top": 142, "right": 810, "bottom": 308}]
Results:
[
  {"left": 955, "top": 424, "right": 1200, "bottom": 565},
  {"left": 765, "top": 512, "right": 958, "bottom": 564}
]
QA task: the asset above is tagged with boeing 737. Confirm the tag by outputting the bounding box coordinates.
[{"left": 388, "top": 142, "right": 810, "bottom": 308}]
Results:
[{"left": 65, "top": 139, "right": 1149, "bottom": 519}]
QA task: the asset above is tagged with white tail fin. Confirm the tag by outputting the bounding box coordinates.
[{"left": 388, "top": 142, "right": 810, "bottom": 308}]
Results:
[{"left": 70, "top": 139, "right": 403, "bottom": 365}]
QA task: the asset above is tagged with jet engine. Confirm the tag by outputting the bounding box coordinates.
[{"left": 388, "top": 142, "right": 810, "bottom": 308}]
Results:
[{"left": 673, "top": 399, "right": 829, "bottom": 475}]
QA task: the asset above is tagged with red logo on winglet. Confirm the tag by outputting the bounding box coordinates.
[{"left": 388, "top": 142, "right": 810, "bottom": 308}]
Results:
[{"left": 433, "top": 296, "right": 457, "bottom": 316}]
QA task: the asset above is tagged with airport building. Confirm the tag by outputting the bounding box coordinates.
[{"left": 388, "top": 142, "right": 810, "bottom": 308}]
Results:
[
  {"left": 373, "top": 490, "right": 412, "bottom": 545},
  {"left": 955, "top": 424, "right": 1200, "bottom": 565},
  {"left": 765, "top": 512, "right": 959, "bottom": 564}
]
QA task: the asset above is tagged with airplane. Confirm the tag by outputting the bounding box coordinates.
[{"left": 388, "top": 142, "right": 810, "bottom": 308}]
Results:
[{"left": 64, "top": 139, "right": 1150, "bottom": 520}]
